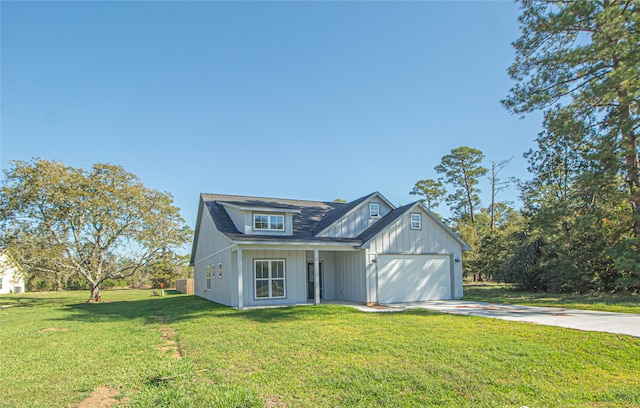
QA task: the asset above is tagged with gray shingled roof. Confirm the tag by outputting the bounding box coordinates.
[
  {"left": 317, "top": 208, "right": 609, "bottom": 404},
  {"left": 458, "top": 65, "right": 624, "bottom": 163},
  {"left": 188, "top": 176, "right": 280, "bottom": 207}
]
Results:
[{"left": 200, "top": 193, "right": 363, "bottom": 243}]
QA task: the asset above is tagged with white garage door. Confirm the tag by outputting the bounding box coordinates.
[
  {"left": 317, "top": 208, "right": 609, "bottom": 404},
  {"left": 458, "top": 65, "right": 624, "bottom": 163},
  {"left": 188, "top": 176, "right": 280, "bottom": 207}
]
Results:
[{"left": 377, "top": 254, "right": 452, "bottom": 303}]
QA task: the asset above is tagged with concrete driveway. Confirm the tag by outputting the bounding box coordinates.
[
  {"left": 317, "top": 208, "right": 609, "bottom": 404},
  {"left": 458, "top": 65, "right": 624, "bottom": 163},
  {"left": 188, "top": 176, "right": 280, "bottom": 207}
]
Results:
[{"left": 355, "top": 300, "right": 640, "bottom": 337}]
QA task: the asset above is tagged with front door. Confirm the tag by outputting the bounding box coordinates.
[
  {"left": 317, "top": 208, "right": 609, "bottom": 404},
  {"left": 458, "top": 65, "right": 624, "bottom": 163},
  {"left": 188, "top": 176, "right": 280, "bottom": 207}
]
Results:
[{"left": 307, "top": 262, "right": 323, "bottom": 300}]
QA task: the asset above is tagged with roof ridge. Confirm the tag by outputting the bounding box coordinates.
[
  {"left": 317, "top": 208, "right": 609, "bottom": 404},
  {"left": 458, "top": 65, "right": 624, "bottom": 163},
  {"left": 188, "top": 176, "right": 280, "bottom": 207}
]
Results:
[{"left": 201, "top": 192, "right": 339, "bottom": 206}]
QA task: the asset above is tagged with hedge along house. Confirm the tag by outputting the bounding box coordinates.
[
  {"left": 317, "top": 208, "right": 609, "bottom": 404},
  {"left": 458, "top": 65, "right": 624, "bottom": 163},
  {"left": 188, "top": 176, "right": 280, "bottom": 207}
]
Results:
[{"left": 189, "top": 192, "right": 470, "bottom": 310}]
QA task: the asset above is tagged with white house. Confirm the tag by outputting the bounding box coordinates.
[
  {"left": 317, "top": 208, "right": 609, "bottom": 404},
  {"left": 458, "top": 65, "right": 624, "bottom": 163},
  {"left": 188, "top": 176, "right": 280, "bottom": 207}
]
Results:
[
  {"left": 0, "top": 252, "right": 25, "bottom": 294},
  {"left": 190, "top": 192, "right": 469, "bottom": 309}
]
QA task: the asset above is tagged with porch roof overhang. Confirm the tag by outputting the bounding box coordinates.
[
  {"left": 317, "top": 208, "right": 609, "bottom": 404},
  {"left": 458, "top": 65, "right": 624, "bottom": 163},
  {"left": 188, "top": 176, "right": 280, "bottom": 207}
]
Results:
[{"left": 227, "top": 234, "right": 362, "bottom": 251}]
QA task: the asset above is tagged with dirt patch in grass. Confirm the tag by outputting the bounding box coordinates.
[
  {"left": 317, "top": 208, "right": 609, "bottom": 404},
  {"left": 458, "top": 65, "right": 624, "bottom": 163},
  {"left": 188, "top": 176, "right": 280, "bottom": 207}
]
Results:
[
  {"left": 265, "top": 395, "right": 288, "bottom": 408},
  {"left": 40, "top": 327, "right": 69, "bottom": 332},
  {"left": 157, "top": 327, "right": 181, "bottom": 359},
  {"left": 75, "top": 386, "right": 119, "bottom": 408}
]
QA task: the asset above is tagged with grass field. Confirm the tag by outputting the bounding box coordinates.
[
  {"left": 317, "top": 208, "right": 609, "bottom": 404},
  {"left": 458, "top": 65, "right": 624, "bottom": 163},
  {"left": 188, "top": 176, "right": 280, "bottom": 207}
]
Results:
[
  {"left": 1, "top": 289, "right": 639, "bottom": 407},
  {"left": 463, "top": 282, "right": 640, "bottom": 314}
]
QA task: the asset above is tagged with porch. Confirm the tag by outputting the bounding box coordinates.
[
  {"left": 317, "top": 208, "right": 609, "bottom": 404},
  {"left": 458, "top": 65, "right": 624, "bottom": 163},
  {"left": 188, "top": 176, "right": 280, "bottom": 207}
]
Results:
[{"left": 233, "top": 245, "right": 371, "bottom": 310}]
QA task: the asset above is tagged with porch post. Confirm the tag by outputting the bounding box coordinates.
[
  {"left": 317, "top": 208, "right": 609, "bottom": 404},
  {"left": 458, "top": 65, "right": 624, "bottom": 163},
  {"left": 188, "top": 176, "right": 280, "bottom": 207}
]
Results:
[
  {"left": 237, "top": 248, "right": 243, "bottom": 310},
  {"left": 314, "top": 249, "right": 320, "bottom": 305}
]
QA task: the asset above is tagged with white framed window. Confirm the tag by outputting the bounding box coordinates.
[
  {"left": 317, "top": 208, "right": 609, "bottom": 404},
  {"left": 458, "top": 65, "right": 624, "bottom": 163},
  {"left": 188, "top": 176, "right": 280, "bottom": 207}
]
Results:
[
  {"left": 206, "top": 266, "right": 212, "bottom": 290},
  {"left": 218, "top": 263, "right": 222, "bottom": 279},
  {"left": 253, "top": 214, "right": 285, "bottom": 231},
  {"left": 411, "top": 213, "right": 422, "bottom": 230},
  {"left": 370, "top": 203, "right": 380, "bottom": 218},
  {"left": 254, "top": 259, "right": 286, "bottom": 299}
]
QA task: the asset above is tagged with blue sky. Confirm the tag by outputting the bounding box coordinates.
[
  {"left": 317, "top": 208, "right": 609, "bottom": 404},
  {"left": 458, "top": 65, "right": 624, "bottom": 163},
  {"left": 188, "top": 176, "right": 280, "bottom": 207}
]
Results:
[{"left": 1, "top": 1, "right": 542, "bottom": 242}]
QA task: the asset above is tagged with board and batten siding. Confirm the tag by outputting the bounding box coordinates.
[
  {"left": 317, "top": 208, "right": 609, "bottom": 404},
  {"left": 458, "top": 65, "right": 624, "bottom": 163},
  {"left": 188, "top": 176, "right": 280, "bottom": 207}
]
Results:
[
  {"left": 366, "top": 209, "right": 464, "bottom": 299},
  {"left": 305, "top": 251, "right": 337, "bottom": 300},
  {"left": 241, "top": 249, "right": 307, "bottom": 307},
  {"left": 193, "top": 207, "right": 235, "bottom": 306},
  {"left": 334, "top": 251, "right": 367, "bottom": 303},
  {"left": 223, "top": 205, "right": 246, "bottom": 234},
  {"left": 319, "top": 198, "right": 393, "bottom": 238}
]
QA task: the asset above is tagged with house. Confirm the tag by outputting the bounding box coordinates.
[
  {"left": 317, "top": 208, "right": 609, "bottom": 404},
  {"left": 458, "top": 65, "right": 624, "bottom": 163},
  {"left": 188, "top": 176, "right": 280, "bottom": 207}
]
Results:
[
  {"left": 190, "top": 192, "right": 469, "bottom": 309},
  {"left": 0, "top": 251, "right": 25, "bottom": 294}
]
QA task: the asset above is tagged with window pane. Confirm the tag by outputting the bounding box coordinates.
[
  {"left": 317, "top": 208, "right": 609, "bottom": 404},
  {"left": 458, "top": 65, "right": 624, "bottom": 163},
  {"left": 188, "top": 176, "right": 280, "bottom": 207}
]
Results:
[
  {"left": 270, "top": 215, "right": 284, "bottom": 230},
  {"left": 271, "top": 279, "right": 285, "bottom": 297},
  {"left": 370, "top": 203, "right": 380, "bottom": 217},
  {"left": 254, "top": 215, "right": 268, "bottom": 229},
  {"left": 256, "top": 261, "right": 268, "bottom": 278},
  {"left": 256, "top": 280, "right": 269, "bottom": 298},
  {"left": 272, "top": 261, "right": 284, "bottom": 278}
]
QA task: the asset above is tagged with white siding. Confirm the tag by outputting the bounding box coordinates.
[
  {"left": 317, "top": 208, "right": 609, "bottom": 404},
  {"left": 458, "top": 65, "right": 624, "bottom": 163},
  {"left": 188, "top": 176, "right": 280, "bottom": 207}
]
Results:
[
  {"left": 334, "top": 251, "right": 367, "bottom": 303},
  {"left": 241, "top": 249, "right": 307, "bottom": 307},
  {"left": 193, "top": 208, "right": 235, "bottom": 306},
  {"left": 0, "top": 254, "right": 24, "bottom": 294},
  {"left": 366, "top": 209, "right": 464, "bottom": 300},
  {"left": 224, "top": 205, "right": 247, "bottom": 233},
  {"left": 320, "top": 197, "right": 393, "bottom": 238}
]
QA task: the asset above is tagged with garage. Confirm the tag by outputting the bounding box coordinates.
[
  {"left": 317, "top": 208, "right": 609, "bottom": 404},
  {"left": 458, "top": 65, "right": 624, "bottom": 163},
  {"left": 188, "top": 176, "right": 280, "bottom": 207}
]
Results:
[{"left": 377, "top": 254, "right": 452, "bottom": 303}]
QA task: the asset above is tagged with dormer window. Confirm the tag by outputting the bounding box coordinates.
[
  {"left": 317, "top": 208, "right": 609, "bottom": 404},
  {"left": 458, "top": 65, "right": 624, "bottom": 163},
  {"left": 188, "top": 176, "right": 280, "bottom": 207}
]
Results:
[
  {"left": 254, "top": 214, "right": 285, "bottom": 231},
  {"left": 411, "top": 213, "right": 422, "bottom": 230},
  {"left": 370, "top": 203, "right": 380, "bottom": 218}
]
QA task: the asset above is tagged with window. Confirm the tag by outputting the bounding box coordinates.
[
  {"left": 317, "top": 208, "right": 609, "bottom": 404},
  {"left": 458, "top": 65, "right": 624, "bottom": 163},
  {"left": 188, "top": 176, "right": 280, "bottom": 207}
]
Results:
[
  {"left": 254, "top": 260, "right": 286, "bottom": 298},
  {"left": 254, "top": 214, "right": 285, "bottom": 231},
  {"left": 206, "top": 266, "right": 212, "bottom": 290},
  {"left": 370, "top": 203, "right": 380, "bottom": 218},
  {"left": 411, "top": 213, "right": 422, "bottom": 230},
  {"left": 218, "top": 263, "right": 222, "bottom": 279}
]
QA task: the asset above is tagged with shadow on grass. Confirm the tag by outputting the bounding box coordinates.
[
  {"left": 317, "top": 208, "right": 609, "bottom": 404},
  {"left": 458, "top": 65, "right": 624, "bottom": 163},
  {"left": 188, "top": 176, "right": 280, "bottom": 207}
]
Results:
[
  {"left": 53, "top": 292, "right": 346, "bottom": 325},
  {"left": 463, "top": 283, "right": 640, "bottom": 313},
  {"left": 51, "top": 292, "right": 236, "bottom": 325},
  {"left": 0, "top": 293, "right": 76, "bottom": 308},
  {"left": 238, "top": 303, "right": 361, "bottom": 323},
  {"left": 8, "top": 289, "right": 407, "bottom": 325}
]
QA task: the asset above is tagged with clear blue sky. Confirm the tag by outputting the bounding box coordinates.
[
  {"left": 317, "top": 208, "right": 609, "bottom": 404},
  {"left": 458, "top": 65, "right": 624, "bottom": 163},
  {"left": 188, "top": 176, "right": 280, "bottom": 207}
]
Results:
[{"left": 1, "top": 1, "right": 542, "bottom": 242}]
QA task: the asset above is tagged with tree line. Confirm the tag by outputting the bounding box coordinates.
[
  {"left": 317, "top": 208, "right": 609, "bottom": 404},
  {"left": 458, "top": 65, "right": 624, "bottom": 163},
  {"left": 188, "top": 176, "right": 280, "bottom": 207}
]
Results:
[{"left": 413, "top": 0, "right": 639, "bottom": 294}]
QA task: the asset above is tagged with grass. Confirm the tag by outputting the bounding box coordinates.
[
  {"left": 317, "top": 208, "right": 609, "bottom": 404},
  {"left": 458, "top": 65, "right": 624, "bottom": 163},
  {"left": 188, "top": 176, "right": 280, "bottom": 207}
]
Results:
[
  {"left": 0, "top": 289, "right": 638, "bottom": 407},
  {"left": 463, "top": 282, "right": 640, "bottom": 314}
]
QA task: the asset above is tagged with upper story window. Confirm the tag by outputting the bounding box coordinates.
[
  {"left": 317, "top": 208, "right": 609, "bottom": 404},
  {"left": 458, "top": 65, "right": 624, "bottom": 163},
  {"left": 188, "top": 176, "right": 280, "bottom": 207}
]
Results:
[
  {"left": 254, "top": 214, "right": 285, "bottom": 231},
  {"left": 370, "top": 203, "right": 380, "bottom": 218},
  {"left": 411, "top": 213, "right": 422, "bottom": 230}
]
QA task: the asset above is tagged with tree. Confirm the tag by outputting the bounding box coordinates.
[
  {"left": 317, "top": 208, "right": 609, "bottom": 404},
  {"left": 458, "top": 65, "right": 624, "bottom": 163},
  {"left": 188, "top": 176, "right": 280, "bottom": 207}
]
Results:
[
  {"left": 0, "top": 159, "right": 192, "bottom": 302},
  {"left": 409, "top": 179, "right": 446, "bottom": 211},
  {"left": 488, "top": 158, "right": 516, "bottom": 231},
  {"left": 434, "top": 146, "right": 488, "bottom": 227},
  {"left": 503, "top": 0, "right": 640, "bottom": 236}
]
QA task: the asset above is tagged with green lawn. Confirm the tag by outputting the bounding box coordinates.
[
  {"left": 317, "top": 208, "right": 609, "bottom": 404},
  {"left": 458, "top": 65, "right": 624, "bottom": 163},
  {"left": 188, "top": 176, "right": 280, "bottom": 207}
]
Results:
[
  {"left": 463, "top": 282, "right": 640, "bottom": 314},
  {"left": 1, "top": 290, "right": 639, "bottom": 407}
]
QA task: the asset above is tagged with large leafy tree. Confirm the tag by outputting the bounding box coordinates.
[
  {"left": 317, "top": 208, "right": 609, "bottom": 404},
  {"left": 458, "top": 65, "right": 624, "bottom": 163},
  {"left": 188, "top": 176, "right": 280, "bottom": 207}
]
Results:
[
  {"left": 434, "top": 146, "right": 488, "bottom": 227},
  {"left": 503, "top": 0, "right": 640, "bottom": 236},
  {"left": 0, "top": 159, "right": 192, "bottom": 302}
]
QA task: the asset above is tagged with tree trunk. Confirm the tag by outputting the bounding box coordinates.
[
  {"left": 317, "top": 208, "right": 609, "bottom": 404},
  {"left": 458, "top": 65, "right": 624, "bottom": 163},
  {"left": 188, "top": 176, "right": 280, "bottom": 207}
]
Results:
[
  {"left": 55, "top": 272, "right": 63, "bottom": 292},
  {"left": 617, "top": 93, "right": 640, "bottom": 237},
  {"left": 88, "top": 283, "right": 102, "bottom": 303}
]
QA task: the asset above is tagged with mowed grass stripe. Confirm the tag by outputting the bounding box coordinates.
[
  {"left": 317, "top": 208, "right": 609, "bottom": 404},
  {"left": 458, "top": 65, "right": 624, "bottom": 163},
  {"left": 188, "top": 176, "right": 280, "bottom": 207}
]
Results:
[{"left": 0, "top": 290, "right": 638, "bottom": 407}]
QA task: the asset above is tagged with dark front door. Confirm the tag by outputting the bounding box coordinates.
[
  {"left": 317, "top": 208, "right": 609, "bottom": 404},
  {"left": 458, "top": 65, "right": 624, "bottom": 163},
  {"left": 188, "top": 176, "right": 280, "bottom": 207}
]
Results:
[{"left": 307, "top": 262, "right": 323, "bottom": 300}]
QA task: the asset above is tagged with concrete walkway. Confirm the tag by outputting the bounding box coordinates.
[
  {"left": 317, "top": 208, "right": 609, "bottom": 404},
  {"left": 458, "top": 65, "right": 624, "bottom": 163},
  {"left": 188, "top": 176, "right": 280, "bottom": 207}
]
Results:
[{"left": 349, "top": 300, "right": 640, "bottom": 338}]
